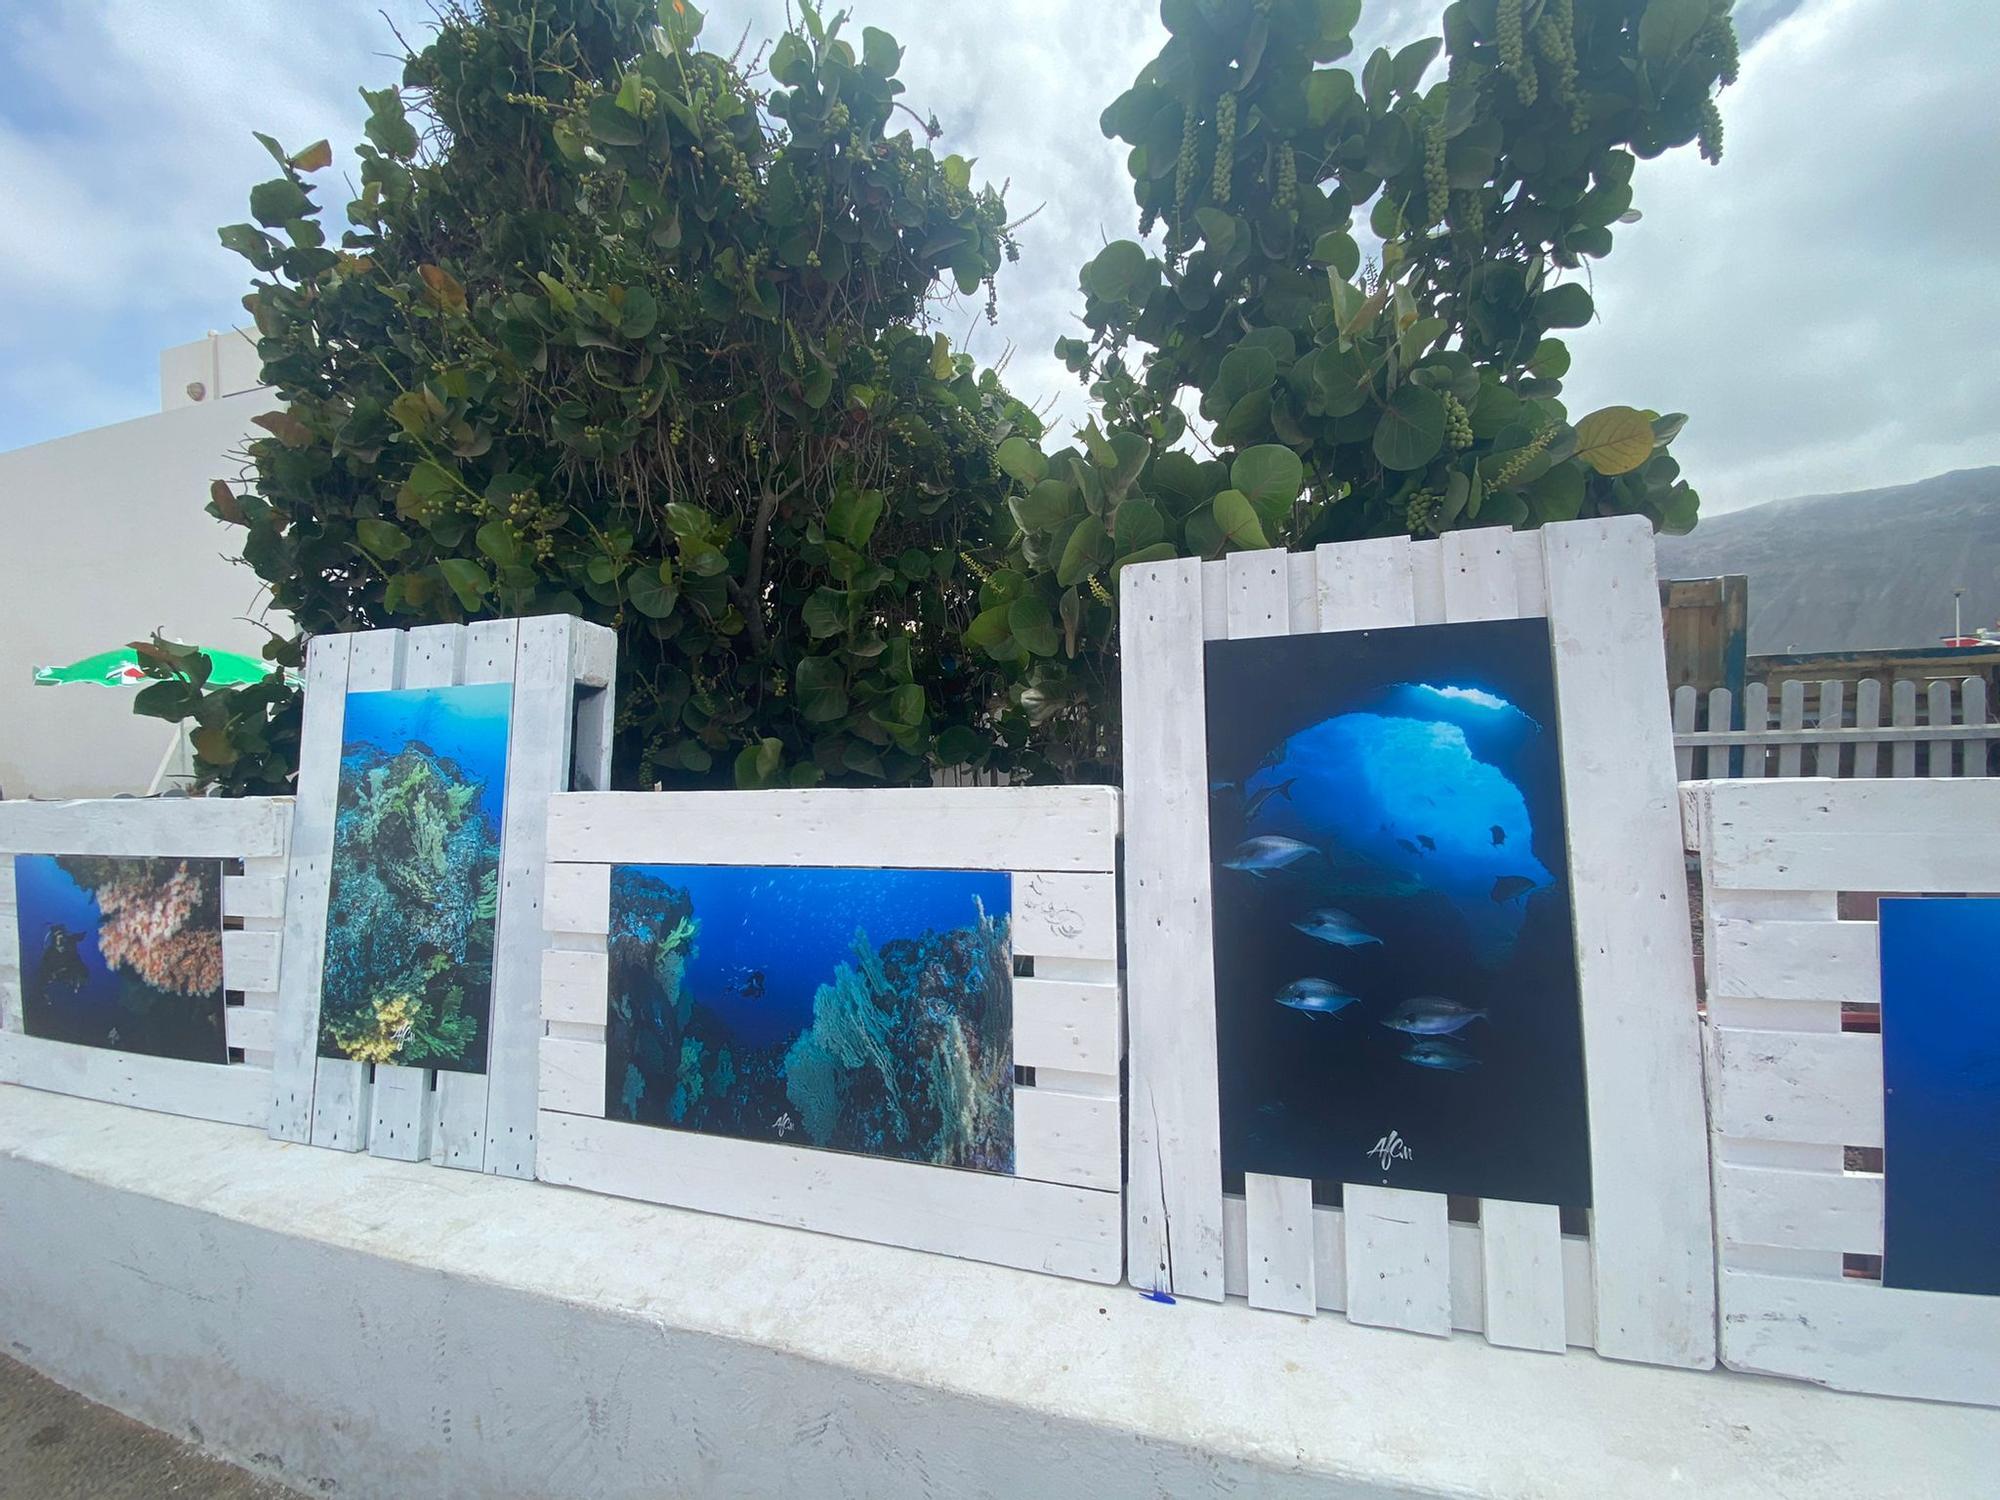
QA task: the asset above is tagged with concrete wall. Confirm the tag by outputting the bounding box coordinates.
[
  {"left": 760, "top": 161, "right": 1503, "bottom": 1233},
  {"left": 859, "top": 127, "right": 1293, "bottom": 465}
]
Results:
[{"left": 0, "top": 349, "right": 271, "bottom": 799}]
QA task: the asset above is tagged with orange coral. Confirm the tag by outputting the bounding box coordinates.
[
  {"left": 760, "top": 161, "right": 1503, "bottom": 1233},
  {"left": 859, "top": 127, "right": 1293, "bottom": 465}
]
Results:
[{"left": 90, "top": 861, "right": 225, "bottom": 997}]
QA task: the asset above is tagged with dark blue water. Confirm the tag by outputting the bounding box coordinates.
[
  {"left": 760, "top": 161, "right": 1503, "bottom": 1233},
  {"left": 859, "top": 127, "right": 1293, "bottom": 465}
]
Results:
[
  {"left": 1881, "top": 897, "right": 2000, "bottom": 1295},
  {"left": 12, "top": 854, "right": 227, "bottom": 1062},
  {"left": 341, "top": 683, "right": 512, "bottom": 820},
  {"left": 630, "top": 865, "right": 1011, "bottom": 1049}
]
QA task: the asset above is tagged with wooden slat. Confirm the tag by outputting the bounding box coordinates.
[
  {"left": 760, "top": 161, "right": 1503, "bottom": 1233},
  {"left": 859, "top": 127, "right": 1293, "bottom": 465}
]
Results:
[
  {"left": 544, "top": 863, "right": 611, "bottom": 940},
  {"left": 1440, "top": 526, "right": 1520, "bottom": 621},
  {"left": 0, "top": 797, "right": 292, "bottom": 857},
  {"left": 1718, "top": 1270, "right": 2000, "bottom": 1405},
  {"left": 0, "top": 855, "right": 20, "bottom": 1032},
  {"left": 1285, "top": 551, "right": 1319, "bottom": 633},
  {"left": 546, "top": 786, "right": 1119, "bottom": 872},
  {"left": 1010, "top": 977, "right": 1121, "bottom": 1076},
  {"left": 225, "top": 1004, "right": 276, "bottom": 1055},
  {"left": 1709, "top": 917, "right": 1879, "bottom": 1005},
  {"left": 1715, "top": 1162, "right": 1883, "bottom": 1255},
  {"left": 1480, "top": 1200, "right": 1568, "bottom": 1353},
  {"left": 1013, "top": 1087, "right": 1120, "bottom": 1191},
  {"left": 1707, "top": 687, "right": 1734, "bottom": 780},
  {"left": 1010, "top": 872, "right": 1117, "bottom": 962},
  {"left": 1341, "top": 1185, "right": 1451, "bottom": 1336},
  {"left": 1243, "top": 1173, "right": 1316, "bottom": 1315},
  {"left": 0, "top": 1031, "right": 268, "bottom": 1125},
  {"left": 222, "top": 871, "right": 286, "bottom": 922},
  {"left": 538, "top": 1109, "right": 1122, "bottom": 1284},
  {"left": 1965, "top": 677, "right": 1991, "bottom": 777},
  {"left": 1739, "top": 682, "right": 1769, "bottom": 778},
  {"left": 1673, "top": 686, "right": 1697, "bottom": 780},
  {"left": 1314, "top": 535, "right": 1416, "bottom": 627},
  {"left": 540, "top": 949, "right": 608, "bottom": 1028},
  {"left": 538, "top": 1033, "right": 603, "bottom": 1117},
  {"left": 1813, "top": 681, "right": 1845, "bottom": 778},
  {"left": 1776, "top": 680, "right": 1806, "bottom": 777},
  {"left": 1710, "top": 1027, "right": 1884, "bottom": 1147},
  {"left": 368, "top": 1064, "right": 437, "bottom": 1161},
  {"left": 1449, "top": 1220, "right": 1484, "bottom": 1333},
  {"left": 1543, "top": 517, "right": 1715, "bottom": 1370},
  {"left": 219, "top": 929, "right": 280, "bottom": 996},
  {"left": 1311, "top": 1204, "right": 1349, "bottom": 1313},
  {"left": 268, "top": 633, "right": 353, "bottom": 1145},
  {"left": 1225, "top": 548, "right": 1288, "bottom": 638},
  {"left": 1120, "top": 557, "right": 1224, "bottom": 1300},
  {"left": 1704, "top": 779, "right": 2000, "bottom": 892},
  {"left": 1891, "top": 679, "right": 1917, "bottom": 777},
  {"left": 1928, "top": 679, "right": 1955, "bottom": 778},
  {"left": 1853, "top": 677, "right": 1882, "bottom": 777}
]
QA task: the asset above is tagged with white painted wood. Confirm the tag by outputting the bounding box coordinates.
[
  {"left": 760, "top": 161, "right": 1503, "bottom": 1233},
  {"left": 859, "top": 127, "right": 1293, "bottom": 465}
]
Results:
[
  {"left": 1480, "top": 1200, "right": 1568, "bottom": 1354},
  {"left": 0, "top": 797, "right": 291, "bottom": 857},
  {"left": 540, "top": 949, "right": 608, "bottom": 1028},
  {"left": 1314, "top": 535, "right": 1416, "bottom": 627},
  {"left": 1673, "top": 686, "right": 1697, "bottom": 780},
  {"left": 225, "top": 1005, "right": 276, "bottom": 1055},
  {"left": 1561, "top": 1234, "right": 1597, "bottom": 1349},
  {"left": 1710, "top": 917, "right": 1879, "bottom": 1005},
  {"left": 1408, "top": 536, "right": 1446, "bottom": 625},
  {"left": 1341, "top": 1186, "right": 1451, "bottom": 1337},
  {"left": 1285, "top": 551, "right": 1318, "bottom": 633},
  {"left": 1706, "top": 995, "right": 1842, "bottom": 1033},
  {"left": 1964, "top": 677, "right": 1991, "bottom": 778},
  {"left": 1776, "top": 680, "right": 1806, "bottom": 778},
  {"left": 1704, "top": 778, "right": 2000, "bottom": 892},
  {"left": 1891, "top": 678, "right": 1917, "bottom": 777},
  {"left": 1243, "top": 1174, "right": 1316, "bottom": 1314},
  {"left": 1542, "top": 519, "right": 1716, "bottom": 1370},
  {"left": 219, "top": 929, "right": 280, "bottom": 995},
  {"left": 1221, "top": 1192, "right": 1247, "bottom": 1298},
  {"left": 1014, "top": 1087, "right": 1120, "bottom": 1192},
  {"left": 1853, "top": 677, "right": 1882, "bottom": 777},
  {"left": 1813, "top": 681, "right": 1845, "bottom": 778},
  {"left": 269, "top": 633, "right": 354, "bottom": 1144},
  {"left": 538, "top": 1033, "right": 603, "bottom": 1118},
  {"left": 0, "top": 855, "right": 20, "bottom": 1033},
  {"left": 1010, "top": 978, "right": 1121, "bottom": 1076},
  {"left": 1311, "top": 1205, "right": 1348, "bottom": 1313},
  {"left": 1715, "top": 1162, "right": 1882, "bottom": 1254},
  {"left": 538, "top": 1109, "right": 1122, "bottom": 1284},
  {"left": 544, "top": 864, "right": 611, "bottom": 939},
  {"left": 0, "top": 1031, "right": 268, "bottom": 1126},
  {"left": 1440, "top": 527, "right": 1521, "bottom": 620},
  {"left": 1010, "top": 872, "right": 1117, "bottom": 962},
  {"left": 1928, "top": 678, "right": 1955, "bottom": 778},
  {"left": 1030, "top": 1066, "right": 1116, "bottom": 1099},
  {"left": 222, "top": 871, "right": 286, "bottom": 922},
  {"left": 1121, "top": 556, "right": 1224, "bottom": 1300},
  {"left": 546, "top": 786, "right": 1119, "bottom": 873},
  {"left": 1707, "top": 687, "right": 1733, "bottom": 780},
  {"left": 1719, "top": 1270, "right": 2000, "bottom": 1406},
  {"left": 1225, "top": 548, "right": 1289, "bottom": 638},
  {"left": 1509, "top": 527, "right": 1550, "bottom": 614},
  {"left": 1710, "top": 1027, "right": 1883, "bottom": 1146},
  {"left": 1448, "top": 1219, "right": 1484, "bottom": 1333}
]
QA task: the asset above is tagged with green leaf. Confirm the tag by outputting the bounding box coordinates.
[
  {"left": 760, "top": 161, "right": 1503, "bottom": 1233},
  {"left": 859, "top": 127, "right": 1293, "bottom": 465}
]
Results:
[
  {"left": 873, "top": 683, "right": 925, "bottom": 730},
  {"left": 1639, "top": 0, "right": 1709, "bottom": 58},
  {"left": 803, "top": 588, "right": 847, "bottom": 638},
  {"left": 827, "top": 488, "right": 885, "bottom": 547},
  {"left": 862, "top": 26, "right": 904, "bottom": 76},
  {"left": 438, "top": 558, "right": 490, "bottom": 611},
  {"left": 1013, "top": 479, "right": 1077, "bottom": 532},
  {"left": 248, "top": 178, "right": 311, "bottom": 228},
  {"left": 996, "top": 436, "right": 1048, "bottom": 487},
  {"left": 1113, "top": 498, "right": 1166, "bottom": 554},
  {"left": 1056, "top": 516, "right": 1113, "bottom": 587},
  {"left": 664, "top": 502, "right": 712, "bottom": 540},
  {"left": 1528, "top": 462, "right": 1587, "bottom": 523},
  {"left": 628, "top": 560, "right": 679, "bottom": 618},
  {"left": 1571, "top": 406, "right": 1658, "bottom": 476},
  {"left": 1309, "top": 231, "right": 1360, "bottom": 278},
  {"left": 587, "top": 94, "right": 644, "bottom": 146},
  {"left": 771, "top": 31, "right": 813, "bottom": 85},
  {"left": 734, "top": 737, "right": 785, "bottom": 789},
  {"left": 356, "top": 518, "right": 412, "bottom": 560},
  {"left": 1081, "top": 241, "right": 1154, "bottom": 305},
  {"left": 1538, "top": 283, "right": 1595, "bottom": 329},
  {"left": 1373, "top": 384, "right": 1447, "bottom": 470},
  {"left": 133, "top": 680, "right": 201, "bottom": 723},
  {"left": 1230, "top": 445, "right": 1305, "bottom": 514},
  {"left": 1306, "top": 69, "right": 1356, "bottom": 127},
  {"left": 965, "top": 603, "right": 1014, "bottom": 654},
  {"left": 360, "top": 86, "right": 419, "bottom": 158},
  {"left": 795, "top": 657, "right": 849, "bottom": 722},
  {"left": 1008, "top": 598, "right": 1060, "bottom": 657},
  {"left": 1211, "top": 490, "right": 1270, "bottom": 551},
  {"left": 1528, "top": 338, "right": 1571, "bottom": 380}
]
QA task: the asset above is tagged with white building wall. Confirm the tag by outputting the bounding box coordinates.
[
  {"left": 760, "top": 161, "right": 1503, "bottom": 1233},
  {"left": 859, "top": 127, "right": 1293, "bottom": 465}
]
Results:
[{"left": 0, "top": 337, "right": 274, "bottom": 798}]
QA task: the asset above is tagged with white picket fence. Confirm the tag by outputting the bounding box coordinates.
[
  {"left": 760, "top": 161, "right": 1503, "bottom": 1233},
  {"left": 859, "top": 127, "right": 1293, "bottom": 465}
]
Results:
[{"left": 1673, "top": 677, "right": 1995, "bottom": 780}]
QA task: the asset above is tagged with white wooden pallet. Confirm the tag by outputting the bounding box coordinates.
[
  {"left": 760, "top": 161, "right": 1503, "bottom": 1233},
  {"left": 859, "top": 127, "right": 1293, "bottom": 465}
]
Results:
[
  {"left": 267, "top": 617, "right": 615, "bottom": 1178},
  {"left": 534, "top": 785, "right": 1125, "bottom": 1283},
  {"left": 1688, "top": 776, "right": 2000, "bottom": 1405},
  {"left": 1122, "top": 518, "right": 1715, "bottom": 1368},
  {"left": 0, "top": 796, "right": 291, "bottom": 1126}
]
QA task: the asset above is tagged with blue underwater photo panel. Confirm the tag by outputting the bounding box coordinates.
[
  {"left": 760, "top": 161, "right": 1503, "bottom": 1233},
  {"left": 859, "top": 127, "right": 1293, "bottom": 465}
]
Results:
[
  {"left": 1881, "top": 897, "right": 2000, "bottom": 1296},
  {"left": 1205, "top": 616, "right": 1591, "bottom": 1208},
  {"left": 318, "top": 683, "right": 513, "bottom": 1074},
  {"left": 13, "top": 853, "right": 227, "bottom": 1064},
  {"left": 605, "top": 864, "right": 1016, "bottom": 1174}
]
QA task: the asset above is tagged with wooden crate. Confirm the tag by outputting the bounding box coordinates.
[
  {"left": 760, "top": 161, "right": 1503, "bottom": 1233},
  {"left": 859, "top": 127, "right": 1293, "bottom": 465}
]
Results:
[
  {"left": 534, "top": 785, "right": 1125, "bottom": 1284},
  {"left": 266, "top": 617, "right": 616, "bottom": 1178},
  {"left": 1689, "top": 776, "right": 2000, "bottom": 1405},
  {"left": 0, "top": 796, "right": 291, "bottom": 1125},
  {"left": 1122, "top": 518, "right": 1716, "bottom": 1368}
]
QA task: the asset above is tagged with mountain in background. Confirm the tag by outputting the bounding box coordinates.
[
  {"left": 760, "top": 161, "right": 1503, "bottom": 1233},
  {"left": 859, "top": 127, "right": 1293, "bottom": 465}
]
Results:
[{"left": 1654, "top": 467, "right": 2000, "bottom": 655}]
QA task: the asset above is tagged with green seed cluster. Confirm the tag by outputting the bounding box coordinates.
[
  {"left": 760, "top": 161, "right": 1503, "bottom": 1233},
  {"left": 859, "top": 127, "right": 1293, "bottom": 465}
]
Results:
[
  {"left": 1487, "top": 425, "right": 1556, "bottom": 489},
  {"left": 1450, "top": 186, "right": 1486, "bottom": 243},
  {"left": 1275, "top": 143, "right": 1298, "bottom": 211},
  {"left": 1212, "top": 92, "right": 1237, "bottom": 205},
  {"left": 1405, "top": 489, "right": 1443, "bottom": 538},
  {"left": 1087, "top": 575, "right": 1114, "bottom": 606},
  {"left": 1423, "top": 114, "right": 1448, "bottom": 227},
  {"left": 1140, "top": 203, "right": 1160, "bottom": 237},
  {"left": 1698, "top": 96, "right": 1724, "bottom": 163},
  {"left": 1497, "top": 0, "right": 1538, "bottom": 107},
  {"left": 1535, "top": 0, "right": 1584, "bottom": 132},
  {"left": 1175, "top": 106, "right": 1201, "bottom": 209},
  {"left": 1703, "top": 14, "right": 1741, "bottom": 87},
  {"left": 1442, "top": 392, "right": 1473, "bottom": 450}
]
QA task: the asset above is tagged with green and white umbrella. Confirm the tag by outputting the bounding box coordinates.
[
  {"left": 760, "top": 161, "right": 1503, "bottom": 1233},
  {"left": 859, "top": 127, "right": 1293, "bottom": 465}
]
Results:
[{"left": 32, "top": 645, "right": 280, "bottom": 688}]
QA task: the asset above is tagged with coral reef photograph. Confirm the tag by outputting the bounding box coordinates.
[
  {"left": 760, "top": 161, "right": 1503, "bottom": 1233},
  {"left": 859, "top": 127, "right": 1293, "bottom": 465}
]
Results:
[
  {"left": 13, "top": 853, "right": 227, "bottom": 1063},
  {"left": 606, "top": 864, "right": 1015, "bottom": 1174},
  {"left": 1206, "top": 618, "right": 1592, "bottom": 1208},
  {"left": 318, "top": 683, "right": 511, "bottom": 1073}
]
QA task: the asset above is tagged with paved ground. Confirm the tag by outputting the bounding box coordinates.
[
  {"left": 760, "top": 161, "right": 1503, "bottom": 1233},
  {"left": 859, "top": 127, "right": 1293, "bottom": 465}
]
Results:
[{"left": 0, "top": 1353, "right": 296, "bottom": 1499}]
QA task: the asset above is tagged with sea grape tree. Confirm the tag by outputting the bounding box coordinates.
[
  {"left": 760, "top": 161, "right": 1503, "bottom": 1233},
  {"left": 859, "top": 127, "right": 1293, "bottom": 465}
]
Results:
[{"left": 973, "top": 0, "right": 1741, "bottom": 778}]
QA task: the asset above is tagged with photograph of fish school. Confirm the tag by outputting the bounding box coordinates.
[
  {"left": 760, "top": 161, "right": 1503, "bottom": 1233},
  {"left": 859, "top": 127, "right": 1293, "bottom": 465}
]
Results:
[{"left": 2, "top": 0, "right": 1998, "bottom": 1495}]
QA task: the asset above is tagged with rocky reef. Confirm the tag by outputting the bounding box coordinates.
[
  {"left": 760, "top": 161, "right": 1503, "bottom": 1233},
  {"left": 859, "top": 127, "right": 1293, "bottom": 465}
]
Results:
[
  {"left": 320, "top": 740, "right": 499, "bottom": 1071},
  {"left": 55, "top": 855, "right": 224, "bottom": 999},
  {"left": 606, "top": 871, "right": 1015, "bottom": 1173}
]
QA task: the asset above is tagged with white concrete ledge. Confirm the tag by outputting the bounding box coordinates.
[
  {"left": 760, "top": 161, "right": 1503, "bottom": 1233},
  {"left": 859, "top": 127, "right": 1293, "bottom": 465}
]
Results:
[{"left": 0, "top": 1084, "right": 1992, "bottom": 1498}]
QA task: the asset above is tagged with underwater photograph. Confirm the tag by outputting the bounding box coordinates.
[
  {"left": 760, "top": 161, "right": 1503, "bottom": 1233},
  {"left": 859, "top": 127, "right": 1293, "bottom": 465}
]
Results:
[
  {"left": 318, "top": 682, "right": 511, "bottom": 1073},
  {"left": 1206, "top": 617, "right": 1592, "bottom": 1208},
  {"left": 13, "top": 853, "right": 227, "bottom": 1063},
  {"left": 605, "top": 864, "right": 1015, "bottom": 1173},
  {"left": 1880, "top": 897, "right": 2000, "bottom": 1296}
]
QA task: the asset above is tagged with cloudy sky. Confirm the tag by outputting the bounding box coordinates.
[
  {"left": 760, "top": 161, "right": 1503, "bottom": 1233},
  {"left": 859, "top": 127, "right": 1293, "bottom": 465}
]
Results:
[{"left": 1, "top": 0, "right": 1993, "bottom": 513}]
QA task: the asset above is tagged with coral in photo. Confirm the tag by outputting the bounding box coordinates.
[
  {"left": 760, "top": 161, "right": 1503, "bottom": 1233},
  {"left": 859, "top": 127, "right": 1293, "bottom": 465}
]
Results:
[{"left": 57, "top": 856, "right": 225, "bottom": 998}]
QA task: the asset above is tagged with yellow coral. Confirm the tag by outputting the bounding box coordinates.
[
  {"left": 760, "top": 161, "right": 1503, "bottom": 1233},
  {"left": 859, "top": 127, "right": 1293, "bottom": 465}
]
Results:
[{"left": 332, "top": 991, "right": 421, "bottom": 1065}]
